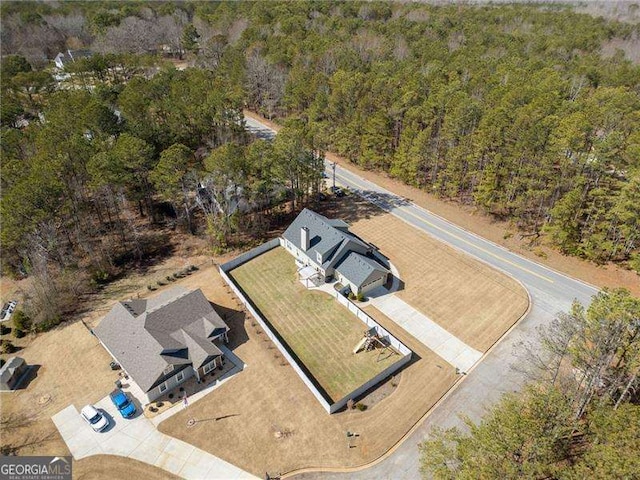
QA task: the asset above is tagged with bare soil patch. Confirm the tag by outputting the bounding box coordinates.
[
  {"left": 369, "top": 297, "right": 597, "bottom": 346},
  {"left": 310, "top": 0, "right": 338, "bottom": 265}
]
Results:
[
  {"left": 244, "top": 110, "right": 639, "bottom": 297},
  {"left": 158, "top": 266, "right": 456, "bottom": 476}
]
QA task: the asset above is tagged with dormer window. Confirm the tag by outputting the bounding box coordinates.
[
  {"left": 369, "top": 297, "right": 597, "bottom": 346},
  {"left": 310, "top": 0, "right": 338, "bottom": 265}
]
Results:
[
  {"left": 164, "top": 364, "right": 174, "bottom": 375},
  {"left": 316, "top": 252, "right": 322, "bottom": 263}
]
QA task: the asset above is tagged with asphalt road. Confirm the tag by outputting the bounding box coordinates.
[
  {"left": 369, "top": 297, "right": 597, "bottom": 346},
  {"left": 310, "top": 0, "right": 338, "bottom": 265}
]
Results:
[{"left": 244, "top": 115, "right": 598, "bottom": 480}]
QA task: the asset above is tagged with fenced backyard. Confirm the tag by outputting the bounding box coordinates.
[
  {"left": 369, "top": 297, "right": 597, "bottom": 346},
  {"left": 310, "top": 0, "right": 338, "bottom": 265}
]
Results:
[{"left": 220, "top": 242, "right": 411, "bottom": 413}]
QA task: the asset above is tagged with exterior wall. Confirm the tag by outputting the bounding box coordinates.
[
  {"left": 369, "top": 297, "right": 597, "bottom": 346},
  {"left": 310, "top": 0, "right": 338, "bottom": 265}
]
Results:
[
  {"left": 283, "top": 240, "right": 325, "bottom": 275},
  {"left": 359, "top": 273, "right": 388, "bottom": 294},
  {"left": 0, "top": 363, "right": 28, "bottom": 391},
  {"left": 335, "top": 271, "right": 387, "bottom": 295},
  {"left": 146, "top": 365, "right": 195, "bottom": 403},
  {"left": 221, "top": 241, "right": 412, "bottom": 414}
]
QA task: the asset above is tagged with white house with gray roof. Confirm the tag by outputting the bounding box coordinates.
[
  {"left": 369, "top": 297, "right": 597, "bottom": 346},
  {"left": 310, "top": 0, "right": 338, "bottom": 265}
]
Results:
[
  {"left": 282, "top": 209, "right": 390, "bottom": 295},
  {"left": 94, "top": 287, "right": 230, "bottom": 404}
]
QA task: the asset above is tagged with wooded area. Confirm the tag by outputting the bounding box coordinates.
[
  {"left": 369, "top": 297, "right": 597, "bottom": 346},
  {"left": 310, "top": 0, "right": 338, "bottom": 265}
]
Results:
[
  {"left": 1, "top": 1, "right": 638, "bottom": 328},
  {"left": 420, "top": 288, "right": 640, "bottom": 479}
]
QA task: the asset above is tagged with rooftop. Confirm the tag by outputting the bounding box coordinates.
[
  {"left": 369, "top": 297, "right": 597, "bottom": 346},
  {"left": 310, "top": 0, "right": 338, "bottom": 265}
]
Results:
[{"left": 94, "top": 287, "right": 228, "bottom": 392}]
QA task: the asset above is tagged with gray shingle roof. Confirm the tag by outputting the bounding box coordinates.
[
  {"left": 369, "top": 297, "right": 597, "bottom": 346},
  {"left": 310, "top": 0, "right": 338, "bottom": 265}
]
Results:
[
  {"left": 94, "top": 288, "right": 229, "bottom": 393},
  {"left": 0, "top": 356, "right": 25, "bottom": 384},
  {"left": 335, "top": 252, "right": 388, "bottom": 288},
  {"left": 282, "top": 209, "right": 389, "bottom": 289},
  {"left": 282, "top": 209, "right": 370, "bottom": 269}
]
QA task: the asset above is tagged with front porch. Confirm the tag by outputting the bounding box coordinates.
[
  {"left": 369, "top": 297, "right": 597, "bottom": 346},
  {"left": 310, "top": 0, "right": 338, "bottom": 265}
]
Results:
[{"left": 143, "top": 350, "right": 240, "bottom": 420}]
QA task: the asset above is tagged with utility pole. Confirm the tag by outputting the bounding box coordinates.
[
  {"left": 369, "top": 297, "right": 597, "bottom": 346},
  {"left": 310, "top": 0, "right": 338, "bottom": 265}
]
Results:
[{"left": 331, "top": 161, "right": 337, "bottom": 189}]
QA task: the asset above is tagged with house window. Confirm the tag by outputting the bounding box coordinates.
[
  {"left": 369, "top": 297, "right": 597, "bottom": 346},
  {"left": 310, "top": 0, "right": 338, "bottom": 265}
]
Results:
[
  {"left": 176, "top": 371, "right": 184, "bottom": 382},
  {"left": 159, "top": 382, "right": 167, "bottom": 393},
  {"left": 316, "top": 252, "right": 322, "bottom": 263},
  {"left": 203, "top": 360, "right": 215, "bottom": 374}
]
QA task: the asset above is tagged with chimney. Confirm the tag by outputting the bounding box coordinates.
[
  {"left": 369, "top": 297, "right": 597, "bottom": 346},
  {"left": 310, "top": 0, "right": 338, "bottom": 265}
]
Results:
[{"left": 301, "top": 227, "right": 310, "bottom": 251}]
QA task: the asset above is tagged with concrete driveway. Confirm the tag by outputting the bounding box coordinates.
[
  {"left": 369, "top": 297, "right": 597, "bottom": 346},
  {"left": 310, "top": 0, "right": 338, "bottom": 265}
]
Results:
[{"left": 52, "top": 396, "right": 257, "bottom": 479}]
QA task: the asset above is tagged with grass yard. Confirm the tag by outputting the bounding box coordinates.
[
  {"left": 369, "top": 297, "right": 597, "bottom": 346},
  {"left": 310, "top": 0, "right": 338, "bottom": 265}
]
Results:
[
  {"left": 230, "top": 247, "right": 399, "bottom": 402},
  {"left": 321, "top": 196, "right": 529, "bottom": 353},
  {"left": 159, "top": 266, "right": 456, "bottom": 475},
  {"left": 0, "top": 321, "right": 116, "bottom": 458},
  {"left": 73, "top": 456, "right": 181, "bottom": 480}
]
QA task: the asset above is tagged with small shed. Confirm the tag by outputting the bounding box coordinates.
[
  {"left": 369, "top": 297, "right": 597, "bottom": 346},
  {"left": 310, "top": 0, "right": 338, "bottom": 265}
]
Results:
[{"left": 0, "top": 356, "right": 29, "bottom": 391}]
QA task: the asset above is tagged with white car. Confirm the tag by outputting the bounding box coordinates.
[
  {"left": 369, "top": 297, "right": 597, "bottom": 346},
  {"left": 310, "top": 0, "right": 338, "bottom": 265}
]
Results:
[
  {"left": 1, "top": 301, "right": 17, "bottom": 322},
  {"left": 80, "top": 405, "right": 109, "bottom": 432}
]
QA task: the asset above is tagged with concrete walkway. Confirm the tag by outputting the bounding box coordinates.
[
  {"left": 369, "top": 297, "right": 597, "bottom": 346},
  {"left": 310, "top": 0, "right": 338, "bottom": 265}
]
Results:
[
  {"left": 369, "top": 294, "right": 482, "bottom": 372},
  {"left": 52, "top": 395, "right": 257, "bottom": 479}
]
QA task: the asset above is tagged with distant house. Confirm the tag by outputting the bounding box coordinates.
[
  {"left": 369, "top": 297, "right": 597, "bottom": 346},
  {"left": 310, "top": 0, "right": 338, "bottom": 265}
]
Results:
[
  {"left": 94, "top": 287, "right": 230, "bottom": 404},
  {"left": 54, "top": 49, "right": 93, "bottom": 70},
  {"left": 0, "top": 357, "right": 29, "bottom": 391},
  {"left": 282, "top": 209, "right": 390, "bottom": 294}
]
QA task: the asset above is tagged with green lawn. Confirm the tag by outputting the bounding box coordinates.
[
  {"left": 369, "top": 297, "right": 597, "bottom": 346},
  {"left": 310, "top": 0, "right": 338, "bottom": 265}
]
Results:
[{"left": 230, "top": 247, "right": 399, "bottom": 402}]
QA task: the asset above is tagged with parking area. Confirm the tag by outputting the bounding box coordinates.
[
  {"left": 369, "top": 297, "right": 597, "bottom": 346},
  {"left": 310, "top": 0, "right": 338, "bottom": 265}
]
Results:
[{"left": 52, "top": 394, "right": 256, "bottom": 479}]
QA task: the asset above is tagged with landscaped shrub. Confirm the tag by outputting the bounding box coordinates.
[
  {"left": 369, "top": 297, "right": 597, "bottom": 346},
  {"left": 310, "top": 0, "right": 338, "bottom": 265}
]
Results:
[
  {"left": 348, "top": 292, "right": 356, "bottom": 300},
  {"left": 12, "top": 310, "right": 31, "bottom": 332},
  {"left": 35, "top": 315, "right": 62, "bottom": 332},
  {"left": 90, "top": 268, "right": 111, "bottom": 287},
  {"left": 157, "top": 280, "right": 166, "bottom": 286},
  {"left": 14, "top": 329, "right": 25, "bottom": 338},
  {"left": 147, "top": 285, "right": 157, "bottom": 291},
  {"left": 355, "top": 402, "right": 367, "bottom": 411},
  {"left": 0, "top": 324, "right": 11, "bottom": 335},
  {"left": 166, "top": 275, "right": 174, "bottom": 282},
  {"left": 356, "top": 292, "right": 365, "bottom": 302},
  {"left": 0, "top": 339, "right": 16, "bottom": 354}
]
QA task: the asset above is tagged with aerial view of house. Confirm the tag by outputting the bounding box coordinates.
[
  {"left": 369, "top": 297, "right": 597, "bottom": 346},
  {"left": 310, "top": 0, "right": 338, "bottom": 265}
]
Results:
[
  {"left": 1, "top": 1, "right": 638, "bottom": 479},
  {"left": 94, "top": 287, "right": 229, "bottom": 404},
  {"left": 282, "top": 208, "right": 390, "bottom": 295}
]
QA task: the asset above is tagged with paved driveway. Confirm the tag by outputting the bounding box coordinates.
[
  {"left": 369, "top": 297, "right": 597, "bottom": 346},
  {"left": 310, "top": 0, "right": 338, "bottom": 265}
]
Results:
[
  {"left": 52, "top": 396, "right": 256, "bottom": 479},
  {"left": 370, "top": 293, "right": 482, "bottom": 372}
]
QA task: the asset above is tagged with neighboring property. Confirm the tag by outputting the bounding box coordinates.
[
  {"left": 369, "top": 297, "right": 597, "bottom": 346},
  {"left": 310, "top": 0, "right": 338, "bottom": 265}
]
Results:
[
  {"left": 0, "top": 356, "right": 29, "bottom": 391},
  {"left": 282, "top": 209, "right": 390, "bottom": 295},
  {"left": 53, "top": 49, "right": 93, "bottom": 69},
  {"left": 94, "top": 287, "right": 230, "bottom": 404}
]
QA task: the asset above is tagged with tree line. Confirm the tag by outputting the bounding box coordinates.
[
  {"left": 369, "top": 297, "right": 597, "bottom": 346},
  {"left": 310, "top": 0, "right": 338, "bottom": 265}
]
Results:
[
  {"left": 198, "top": 1, "right": 638, "bottom": 269},
  {"left": 1, "top": 0, "right": 638, "bottom": 325},
  {"left": 420, "top": 288, "right": 640, "bottom": 478},
  {"left": 1, "top": 53, "right": 323, "bottom": 328}
]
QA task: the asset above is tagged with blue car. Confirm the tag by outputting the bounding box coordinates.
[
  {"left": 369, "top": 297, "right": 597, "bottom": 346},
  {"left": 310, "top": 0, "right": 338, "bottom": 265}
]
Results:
[{"left": 109, "top": 389, "right": 136, "bottom": 418}]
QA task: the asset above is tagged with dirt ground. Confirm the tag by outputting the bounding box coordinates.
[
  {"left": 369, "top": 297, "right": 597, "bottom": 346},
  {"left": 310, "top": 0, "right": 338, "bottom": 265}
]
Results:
[
  {"left": 73, "top": 455, "right": 181, "bottom": 480},
  {"left": 244, "top": 110, "right": 639, "bottom": 297},
  {"left": 159, "top": 266, "right": 456, "bottom": 476},
  {"left": 319, "top": 196, "right": 529, "bottom": 353},
  {"left": 0, "top": 321, "right": 117, "bottom": 457}
]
